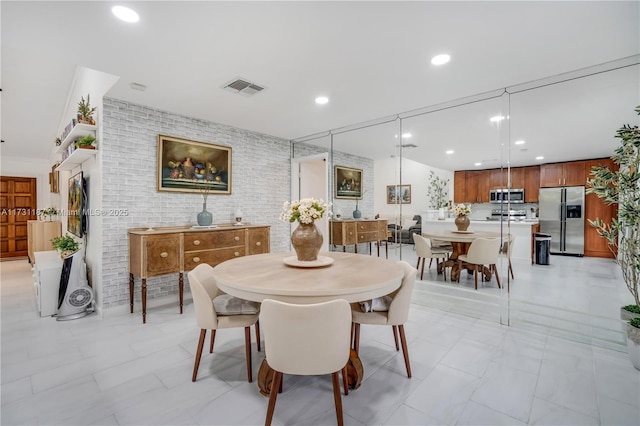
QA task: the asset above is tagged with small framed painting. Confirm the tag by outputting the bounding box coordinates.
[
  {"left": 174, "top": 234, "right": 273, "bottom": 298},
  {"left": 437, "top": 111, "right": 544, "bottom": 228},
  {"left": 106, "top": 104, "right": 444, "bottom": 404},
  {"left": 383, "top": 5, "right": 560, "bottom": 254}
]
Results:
[
  {"left": 49, "top": 163, "right": 60, "bottom": 194},
  {"left": 334, "top": 166, "right": 363, "bottom": 199},
  {"left": 157, "top": 134, "right": 232, "bottom": 194},
  {"left": 387, "top": 184, "right": 411, "bottom": 204}
]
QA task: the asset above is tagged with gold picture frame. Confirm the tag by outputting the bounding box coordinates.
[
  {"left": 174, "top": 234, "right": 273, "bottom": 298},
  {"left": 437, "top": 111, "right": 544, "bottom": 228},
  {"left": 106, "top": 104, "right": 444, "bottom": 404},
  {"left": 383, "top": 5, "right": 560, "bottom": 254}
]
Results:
[
  {"left": 50, "top": 163, "right": 60, "bottom": 193},
  {"left": 334, "top": 166, "right": 363, "bottom": 199},
  {"left": 157, "top": 134, "right": 232, "bottom": 194}
]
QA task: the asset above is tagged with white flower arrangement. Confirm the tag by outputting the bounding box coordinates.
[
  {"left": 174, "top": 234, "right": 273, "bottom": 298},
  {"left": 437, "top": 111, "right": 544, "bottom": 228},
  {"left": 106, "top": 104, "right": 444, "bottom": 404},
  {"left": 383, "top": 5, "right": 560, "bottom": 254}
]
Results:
[
  {"left": 280, "top": 198, "right": 332, "bottom": 224},
  {"left": 453, "top": 203, "right": 471, "bottom": 216}
]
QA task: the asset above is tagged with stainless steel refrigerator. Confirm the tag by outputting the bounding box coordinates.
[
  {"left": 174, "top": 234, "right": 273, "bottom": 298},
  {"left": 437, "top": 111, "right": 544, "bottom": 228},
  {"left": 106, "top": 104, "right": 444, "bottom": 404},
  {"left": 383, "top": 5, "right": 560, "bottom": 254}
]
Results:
[{"left": 539, "top": 186, "right": 585, "bottom": 256}]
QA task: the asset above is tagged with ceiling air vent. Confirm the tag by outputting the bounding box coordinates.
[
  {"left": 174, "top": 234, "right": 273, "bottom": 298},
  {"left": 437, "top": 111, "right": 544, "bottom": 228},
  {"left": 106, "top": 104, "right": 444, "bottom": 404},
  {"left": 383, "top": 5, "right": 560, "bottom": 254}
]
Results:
[
  {"left": 223, "top": 78, "right": 265, "bottom": 96},
  {"left": 395, "top": 143, "right": 418, "bottom": 148}
]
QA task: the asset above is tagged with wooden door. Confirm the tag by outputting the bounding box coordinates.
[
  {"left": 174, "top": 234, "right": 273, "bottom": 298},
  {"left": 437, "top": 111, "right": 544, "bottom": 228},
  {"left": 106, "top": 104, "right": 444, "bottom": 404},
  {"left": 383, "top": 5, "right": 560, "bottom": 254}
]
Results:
[
  {"left": 1, "top": 176, "right": 37, "bottom": 258},
  {"left": 563, "top": 161, "right": 586, "bottom": 186}
]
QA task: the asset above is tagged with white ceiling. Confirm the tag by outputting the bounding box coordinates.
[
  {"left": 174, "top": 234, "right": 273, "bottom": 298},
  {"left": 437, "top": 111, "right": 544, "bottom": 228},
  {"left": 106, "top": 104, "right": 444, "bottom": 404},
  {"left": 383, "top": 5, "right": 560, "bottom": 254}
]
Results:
[{"left": 2, "top": 1, "right": 639, "bottom": 171}]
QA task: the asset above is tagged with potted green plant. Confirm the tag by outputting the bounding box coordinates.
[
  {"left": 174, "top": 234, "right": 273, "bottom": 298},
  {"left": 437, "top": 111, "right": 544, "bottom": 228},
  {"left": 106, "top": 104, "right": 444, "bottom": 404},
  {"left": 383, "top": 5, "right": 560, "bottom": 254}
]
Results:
[
  {"left": 427, "top": 171, "right": 450, "bottom": 220},
  {"left": 77, "top": 94, "right": 97, "bottom": 125},
  {"left": 586, "top": 105, "right": 640, "bottom": 369},
  {"left": 74, "top": 134, "right": 96, "bottom": 149},
  {"left": 41, "top": 206, "right": 58, "bottom": 221},
  {"left": 51, "top": 234, "right": 80, "bottom": 258}
]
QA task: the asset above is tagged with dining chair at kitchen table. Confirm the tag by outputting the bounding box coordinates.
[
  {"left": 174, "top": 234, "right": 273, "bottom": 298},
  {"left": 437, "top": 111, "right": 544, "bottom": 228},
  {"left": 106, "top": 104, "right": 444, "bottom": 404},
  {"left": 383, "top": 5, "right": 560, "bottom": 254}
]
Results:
[
  {"left": 261, "top": 298, "right": 352, "bottom": 426},
  {"left": 457, "top": 237, "right": 502, "bottom": 290},
  {"left": 500, "top": 233, "right": 516, "bottom": 280},
  {"left": 187, "top": 263, "right": 261, "bottom": 383},
  {"left": 413, "top": 233, "right": 451, "bottom": 281}
]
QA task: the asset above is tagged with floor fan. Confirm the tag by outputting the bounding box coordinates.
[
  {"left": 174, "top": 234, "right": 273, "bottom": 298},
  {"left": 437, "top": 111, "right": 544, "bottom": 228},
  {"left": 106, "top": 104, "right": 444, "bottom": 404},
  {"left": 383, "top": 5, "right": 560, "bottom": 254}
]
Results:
[{"left": 57, "top": 251, "right": 93, "bottom": 321}]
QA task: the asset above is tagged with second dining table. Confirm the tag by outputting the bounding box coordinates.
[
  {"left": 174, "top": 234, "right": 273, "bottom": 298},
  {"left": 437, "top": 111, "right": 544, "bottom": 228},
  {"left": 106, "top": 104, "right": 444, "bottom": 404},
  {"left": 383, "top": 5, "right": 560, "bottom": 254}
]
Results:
[{"left": 422, "top": 230, "right": 501, "bottom": 281}]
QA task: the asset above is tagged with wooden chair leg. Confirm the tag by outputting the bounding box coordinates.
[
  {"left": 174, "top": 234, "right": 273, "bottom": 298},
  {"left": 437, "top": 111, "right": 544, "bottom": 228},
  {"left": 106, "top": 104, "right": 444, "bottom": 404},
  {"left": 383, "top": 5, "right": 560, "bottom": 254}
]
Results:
[
  {"left": 255, "top": 320, "right": 261, "bottom": 352},
  {"left": 416, "top": 257, "right": 421, "bottom": 270},
  {"left": 474, "top": 268, "right": 478, "bottom": 290},
  {"left": 493, "top": 264, "right": 501, "bottom": 288},
  {"left": 429, "top": 258, "right": 433, "bottom": 268},
  {"left": 398, "top": 324, "right": 412, "bottom": 378},
  {"left": 332, "top": 371, "right": 344, "bottom": 426},
  {"left": 265, "top": 370, "right": 282, "bottom": 426},
  {"left": 244, "top": 326, "right": 252, "bottom": 383},
  {"left": 209, "top": 329, "right": 216, "bottom": 353},
  {"left": 509, "top": 260, "right": 514, "bottom": 279},
  {"left": 192, "top": 329, "right": 206, "bottom": 382},
  {"left": 353, "top": 323, "right": 361, "bottom": 353},
  {"left": 420, "top": 258, "right": 425, "bottom": 280},
  {"left": 342, "top": 366, "right": 349, "bottom": 395},
  {"left": 392, "top": 325, "right": 399, "bottom": 351},
  {"left": 457, "top": 260, "right": 462, "bottom": 282}
]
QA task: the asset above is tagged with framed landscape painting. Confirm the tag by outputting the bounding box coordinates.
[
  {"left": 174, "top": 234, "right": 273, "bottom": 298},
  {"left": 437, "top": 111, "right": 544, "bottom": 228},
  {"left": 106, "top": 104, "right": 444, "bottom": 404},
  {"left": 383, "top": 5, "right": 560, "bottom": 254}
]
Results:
[
  {"left": 157, "top": 134, "right": 232, "bottom": 194},
  {"left": 334, "top": 166, "right": 363, "bottom": 199},
  {"left": 386, "top": 184, "right": 411, "bottom": 204}
]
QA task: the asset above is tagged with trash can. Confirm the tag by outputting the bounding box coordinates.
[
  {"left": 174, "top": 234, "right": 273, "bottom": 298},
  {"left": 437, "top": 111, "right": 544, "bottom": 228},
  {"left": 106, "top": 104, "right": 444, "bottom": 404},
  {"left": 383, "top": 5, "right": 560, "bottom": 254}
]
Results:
[{"left": 534, "top": 233, "right": 552, "bottom": 265}]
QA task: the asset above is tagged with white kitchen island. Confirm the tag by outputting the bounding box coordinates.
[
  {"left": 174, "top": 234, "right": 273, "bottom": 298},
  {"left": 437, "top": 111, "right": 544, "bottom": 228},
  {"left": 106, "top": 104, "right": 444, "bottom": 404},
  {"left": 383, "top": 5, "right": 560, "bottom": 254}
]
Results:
[{"left": 421, "top": 218, "right": 539, "bottom": 262}]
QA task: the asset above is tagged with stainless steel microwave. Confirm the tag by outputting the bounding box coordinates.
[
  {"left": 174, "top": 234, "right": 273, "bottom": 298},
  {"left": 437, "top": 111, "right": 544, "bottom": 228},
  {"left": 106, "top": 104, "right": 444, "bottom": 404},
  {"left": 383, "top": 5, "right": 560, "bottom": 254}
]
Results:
[{"left": 490, "top": 188, "right": 525, "bottom": 203}]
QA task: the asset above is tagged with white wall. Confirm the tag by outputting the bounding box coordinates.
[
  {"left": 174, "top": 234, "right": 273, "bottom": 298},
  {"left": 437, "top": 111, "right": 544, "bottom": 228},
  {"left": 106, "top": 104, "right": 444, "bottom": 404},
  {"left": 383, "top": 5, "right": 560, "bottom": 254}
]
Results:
[{"left": 374, "top": 156, "right": 453, "bottom": 221}]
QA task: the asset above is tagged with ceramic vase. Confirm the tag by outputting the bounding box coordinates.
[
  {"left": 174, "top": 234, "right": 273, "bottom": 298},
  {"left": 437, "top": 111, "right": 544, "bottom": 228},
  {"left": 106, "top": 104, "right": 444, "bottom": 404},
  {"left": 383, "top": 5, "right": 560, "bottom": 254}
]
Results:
[
  {"left": 438, "top": 207, "right": 446, "bottom": 220},
  {"left": 353, "top": 202, "right": 362, "bottom": 219},
  {"left": 197, "top": 202, "right": 213, "bottom": 226},
  {"left": 291, "top": 222, "right": 323, "bottom": 261},
  {"left": 455, "top": 215, "right": 470, "bottom": 231}
]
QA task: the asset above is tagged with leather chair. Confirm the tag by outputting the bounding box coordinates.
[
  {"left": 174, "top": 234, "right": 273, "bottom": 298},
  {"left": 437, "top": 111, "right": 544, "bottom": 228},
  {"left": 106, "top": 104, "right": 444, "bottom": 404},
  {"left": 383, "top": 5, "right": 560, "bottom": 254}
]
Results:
[
  {"left": 261, "top": 299, "right": 352, "bottom": 426},
  {"left": 456, "top": 238, "right": 502, "bottom": 290},
  {"left": 387, "top": 215, "right": 422, "bottom": 244},
  {"left": 187, "top": 263, "right": 261, "bottom": 383},
  {"left": 413, "top": 233, "right": 452, "bottom": 281},
  {"left": 351, "top": 260, "right": 416, "bottom": 378}
]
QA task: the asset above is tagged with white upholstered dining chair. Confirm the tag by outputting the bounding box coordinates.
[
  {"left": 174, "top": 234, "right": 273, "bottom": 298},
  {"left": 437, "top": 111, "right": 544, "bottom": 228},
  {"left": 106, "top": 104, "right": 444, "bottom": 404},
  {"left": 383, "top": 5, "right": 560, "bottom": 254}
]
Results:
[
  {"left": 261, "top": 298, "right": 352, "bottom": 426},
  {"left": 456, "top": 237, "right": 502, "bottom": 290},
  {"left": 351, "top": 260, "right": 416, "bottom": 378},
  {"left": 187, "top": 263, "right": 261, "bottom": 383},
  {"left": 413, "top": 233, "right": 451, "bottom": 281},
  {"left": 500, "top": 233, "right": 516, "bottom": 279}
]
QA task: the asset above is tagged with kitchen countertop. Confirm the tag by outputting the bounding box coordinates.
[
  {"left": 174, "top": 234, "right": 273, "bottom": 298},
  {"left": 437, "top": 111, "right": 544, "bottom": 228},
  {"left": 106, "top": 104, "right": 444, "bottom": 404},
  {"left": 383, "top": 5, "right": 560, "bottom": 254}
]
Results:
[{"left": 424, "top": 218, "right": 538, "bottom": 226}]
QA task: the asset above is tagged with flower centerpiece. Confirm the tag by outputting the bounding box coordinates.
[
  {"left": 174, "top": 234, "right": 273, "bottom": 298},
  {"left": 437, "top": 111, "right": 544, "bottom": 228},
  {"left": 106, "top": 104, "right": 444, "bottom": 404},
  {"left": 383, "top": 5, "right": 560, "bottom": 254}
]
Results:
[
  {"left": 280, "top": 198, "right": 331, "bottom": 261},
  {"left": 453, "top": 203, "right": 471, "bottom": 231}
]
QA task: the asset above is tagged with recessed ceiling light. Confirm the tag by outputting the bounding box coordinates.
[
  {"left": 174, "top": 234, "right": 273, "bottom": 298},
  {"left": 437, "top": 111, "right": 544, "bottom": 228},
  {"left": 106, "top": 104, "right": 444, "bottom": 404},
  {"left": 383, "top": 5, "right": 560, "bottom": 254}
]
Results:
[
  {"left": 402, "top": 133, "right": 412, "bottom": 138},
  {"left": 446, "top": 150, "right": 455, "bottom": 155},
  {"left": 315, "top": 96, "right": 329, "bottom": 105},
  {"left": 112, "top": 5, "right": 139, "bottom": 23},
  {"left": 431, "top": 54, "right": 451, "bottom": 66},
  {"left": 490, "top": 115, "right": 505, "bottom": 123},
  {"left": 474, "top": 162, "right": 482, "bottom": 166},
  {"left": 514, "top": 140, "right": 525, "bottom": 145},
  {"left": 536, "top": 156, "right": 544, "bottom": 160}
]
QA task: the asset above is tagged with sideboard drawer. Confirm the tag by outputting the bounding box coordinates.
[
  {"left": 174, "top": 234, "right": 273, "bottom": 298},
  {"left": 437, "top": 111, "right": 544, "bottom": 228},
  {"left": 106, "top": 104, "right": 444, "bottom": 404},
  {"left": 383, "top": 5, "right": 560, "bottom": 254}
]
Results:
[
  {"left": 358, "top": 231, "right": 379, "bottom": 243},
  {"left": 184, "top": 229, "right": 245, "bottom": 250},
  {"left": 248, "top": 227, "right": 270, "bottom": 255},
  {"left": 184, "top": 246, "right": 246, "bottom": 270},
  {"left": 357, "top": 222, "right": 378, "bottom": 232}
]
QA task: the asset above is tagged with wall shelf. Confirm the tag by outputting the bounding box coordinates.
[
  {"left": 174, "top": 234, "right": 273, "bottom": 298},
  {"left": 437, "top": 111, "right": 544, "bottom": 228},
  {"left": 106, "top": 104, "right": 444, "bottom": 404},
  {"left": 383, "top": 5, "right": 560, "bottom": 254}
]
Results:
[
  {"left": 56, "top": 148, "right": 97, "bottom": 171},
  {"left": 56, "top": 123, "right": 96, "bottom": 154}
]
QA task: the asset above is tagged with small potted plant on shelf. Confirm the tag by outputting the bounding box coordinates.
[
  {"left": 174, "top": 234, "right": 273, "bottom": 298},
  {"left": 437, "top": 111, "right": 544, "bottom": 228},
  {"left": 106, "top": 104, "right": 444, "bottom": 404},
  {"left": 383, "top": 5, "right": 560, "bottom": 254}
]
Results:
[
  {"left": 77, "top": 94, "right": 97, "bottom": 125},
  {"left": 74, "top": 134, "right": 96, "bottom": 149},
  {"left": 586, "top": 105, "right": 640, "bottom": 370},
  {"left": 51, "top": 234, "right": 80, "bottom": 259},
  {"left": 41, "top": 206, "right": 58, "bottom": 221}
]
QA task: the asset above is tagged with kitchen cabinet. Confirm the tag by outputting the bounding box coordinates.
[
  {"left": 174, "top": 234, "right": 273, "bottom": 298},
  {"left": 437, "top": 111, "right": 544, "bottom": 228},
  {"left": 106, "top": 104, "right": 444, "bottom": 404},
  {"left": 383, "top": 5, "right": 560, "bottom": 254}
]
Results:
[
  {"left": 523, "top": 166, "right": 540, "bottom": 202},
  {"left": 540, "top": 161, "right": 586, "bottom": 187},
  {"left": 584, "top": 158, "right": 617, "bottom": 258},
  {"left": 453, "top": 171, "right": 466, "bottom": 203},
  {"left": 128, "top": 224, "right": 270, "bottom": 323}
]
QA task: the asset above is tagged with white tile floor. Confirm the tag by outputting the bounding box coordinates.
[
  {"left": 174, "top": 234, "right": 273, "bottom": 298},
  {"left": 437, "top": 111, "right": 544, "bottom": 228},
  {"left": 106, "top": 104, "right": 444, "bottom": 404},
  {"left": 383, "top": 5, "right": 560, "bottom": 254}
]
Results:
[{"left": 2, "top": 252, "right": 639, "bottom": 425}]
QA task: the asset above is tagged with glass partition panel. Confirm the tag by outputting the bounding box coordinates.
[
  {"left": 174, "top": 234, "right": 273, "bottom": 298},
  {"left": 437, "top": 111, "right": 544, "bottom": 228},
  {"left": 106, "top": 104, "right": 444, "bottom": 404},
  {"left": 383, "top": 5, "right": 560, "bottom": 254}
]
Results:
[{"left": 506, "top": 63, "right": 640, "bottom": 352}]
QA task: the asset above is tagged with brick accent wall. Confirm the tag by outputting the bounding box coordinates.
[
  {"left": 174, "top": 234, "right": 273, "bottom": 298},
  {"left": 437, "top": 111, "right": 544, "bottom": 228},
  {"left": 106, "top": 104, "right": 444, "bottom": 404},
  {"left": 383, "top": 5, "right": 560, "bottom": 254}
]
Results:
[{"left": 101, "top": 98, "right": 291, "bottom": 309}]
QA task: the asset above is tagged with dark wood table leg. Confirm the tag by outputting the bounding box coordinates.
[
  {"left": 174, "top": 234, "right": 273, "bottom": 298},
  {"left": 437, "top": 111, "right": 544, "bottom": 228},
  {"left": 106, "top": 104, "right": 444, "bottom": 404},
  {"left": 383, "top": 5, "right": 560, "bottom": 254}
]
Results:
[
  {"left": 141, "top": 278, "right": 147, "bottom": 324},
  {"left": 179, "top": 272, "right": 184, "bottom": 314},
  {"left": 129, "top": 273, "right": 134, "bottom": 314}
]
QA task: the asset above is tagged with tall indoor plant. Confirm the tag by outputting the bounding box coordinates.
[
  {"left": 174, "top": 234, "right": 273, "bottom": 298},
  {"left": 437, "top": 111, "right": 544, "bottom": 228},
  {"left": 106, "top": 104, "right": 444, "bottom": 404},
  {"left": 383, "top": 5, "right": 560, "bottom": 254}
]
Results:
[
  {"left": 586, "top": 105, "right": 640, "bottom": 369},
  {"left": 427, "top": 171, "right": 450, "bottom": 219}
]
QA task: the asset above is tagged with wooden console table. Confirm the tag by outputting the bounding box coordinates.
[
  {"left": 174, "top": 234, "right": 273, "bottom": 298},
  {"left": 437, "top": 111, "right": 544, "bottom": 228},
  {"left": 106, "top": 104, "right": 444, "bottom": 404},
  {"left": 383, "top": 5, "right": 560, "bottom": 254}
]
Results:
[
  {"left": 128, "top": 224, "right": 270, "bottom": 323},
  {"left": 329, "top": 219, "right": 388, "bottom": 257}
]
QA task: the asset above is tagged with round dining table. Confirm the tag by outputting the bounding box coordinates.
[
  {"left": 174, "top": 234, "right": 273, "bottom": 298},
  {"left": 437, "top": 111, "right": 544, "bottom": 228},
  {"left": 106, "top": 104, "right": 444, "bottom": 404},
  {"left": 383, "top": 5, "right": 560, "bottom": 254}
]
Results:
[
  {"left": 422, "top": 230, "right": 501, "bottom": 281},
  {"left": 212, "top": 251, "right": 405, "bottom": 304},
  {"left": 212, "top": 251, "right": 405, "bottom": 396}
]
